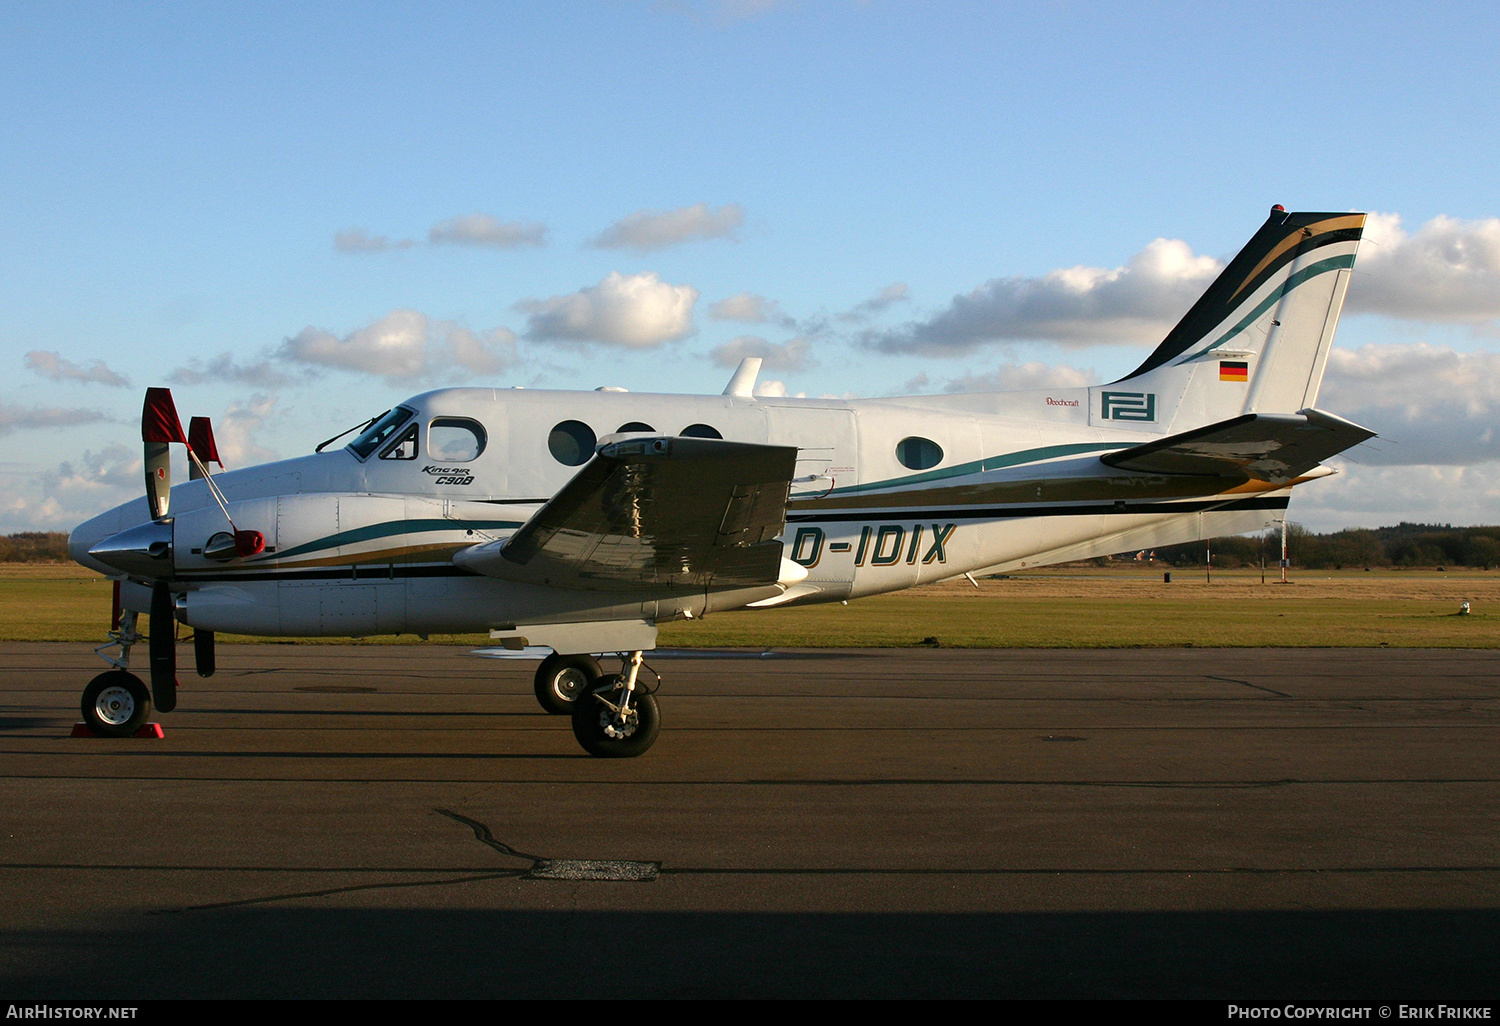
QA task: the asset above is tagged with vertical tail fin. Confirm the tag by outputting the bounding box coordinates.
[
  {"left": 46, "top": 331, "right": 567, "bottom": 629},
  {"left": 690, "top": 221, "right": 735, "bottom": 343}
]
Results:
[{"left": 1093, "top": 207, "right": 1364, "bottom": 432}]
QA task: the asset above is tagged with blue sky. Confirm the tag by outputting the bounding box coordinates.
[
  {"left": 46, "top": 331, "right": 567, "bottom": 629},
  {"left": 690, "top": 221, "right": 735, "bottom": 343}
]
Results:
[{"left": 3, "top": 1, "right": 1498, "bottom": 533}]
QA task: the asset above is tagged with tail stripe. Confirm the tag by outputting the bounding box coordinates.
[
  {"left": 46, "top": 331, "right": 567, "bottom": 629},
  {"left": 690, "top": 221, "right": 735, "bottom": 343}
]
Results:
[
  {"left": 1119, "top": 210, "right": 1365, "bottom": 381},
  {"left": 1174, "top": 252, "right": 1356, "bottom": 364},
  {"left": 1228, "top": 213, "right": 1365, "bottom": 303}
]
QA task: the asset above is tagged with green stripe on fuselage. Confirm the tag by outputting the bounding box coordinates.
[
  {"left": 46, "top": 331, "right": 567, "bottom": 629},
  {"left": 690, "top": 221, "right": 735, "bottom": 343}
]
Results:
[
  {"left": 257, "top": 518, "right": 524, "bottom": 562},
  {"left": 816, "top": 441, "right": 1130, "bottom": 499}
]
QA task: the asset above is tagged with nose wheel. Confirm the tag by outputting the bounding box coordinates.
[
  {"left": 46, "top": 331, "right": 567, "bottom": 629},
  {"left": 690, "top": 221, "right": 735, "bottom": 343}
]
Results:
[{"left": 80, "top": 670, "right": 152, "bottom": 737}]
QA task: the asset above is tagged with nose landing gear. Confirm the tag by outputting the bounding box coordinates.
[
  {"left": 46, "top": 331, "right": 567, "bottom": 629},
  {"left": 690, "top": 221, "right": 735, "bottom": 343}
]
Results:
[
  {"left": 80, "top": 670, "right": 152, "bottom": 737},
  {"left": 78, "top": 599, "right": 162, "bottom": 738}
]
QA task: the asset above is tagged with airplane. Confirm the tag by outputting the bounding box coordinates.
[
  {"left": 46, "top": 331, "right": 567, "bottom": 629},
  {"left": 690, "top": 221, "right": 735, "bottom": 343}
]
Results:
[{"left": 70, "top": 205, "right": 1375, "bottom": 757}]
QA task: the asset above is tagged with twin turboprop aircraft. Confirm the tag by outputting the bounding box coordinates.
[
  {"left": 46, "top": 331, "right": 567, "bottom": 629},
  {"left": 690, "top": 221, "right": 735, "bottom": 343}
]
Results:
[{"left": 70, "top": 206, "right": 1375, "bottom": 757}]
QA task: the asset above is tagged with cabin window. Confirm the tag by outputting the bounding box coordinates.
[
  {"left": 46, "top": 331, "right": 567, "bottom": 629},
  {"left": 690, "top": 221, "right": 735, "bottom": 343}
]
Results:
[
  {"left": 895, "top": 436, "right": 943, "bottom": 471},
  {"left": 428, "top": 418, "right": 487, "bottom": 461},
  {"left": 679, "top": 423, "right": 722, "bottom": 439},
  {"left": 616, "top": 421, "right": 654, "bottom": 434},
  {"left": 348, "top": 406, "right": 416, "bottom": 460},
  {"left": 379, "top": 424, "right": 419, "bottom": 460},
  {"left": 548, "top": 420, "right": 597, "bottom": 466}
]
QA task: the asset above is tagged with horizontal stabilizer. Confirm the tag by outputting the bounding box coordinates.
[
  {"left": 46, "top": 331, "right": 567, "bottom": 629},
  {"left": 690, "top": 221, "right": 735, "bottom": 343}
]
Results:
[
  {"left": 454, "top": 436, "right": 798, "bottom": 591},
  {"left": 1100, "top": 409, "right": 1375, "bottom": 483}
]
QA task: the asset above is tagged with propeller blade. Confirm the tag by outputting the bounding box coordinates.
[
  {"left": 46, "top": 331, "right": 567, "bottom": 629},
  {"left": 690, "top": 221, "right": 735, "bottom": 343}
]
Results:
[
  {"left": 143, "top": 388, "right": 187, "bottom": 522},
  {"left": 149, "top": 581, "right": 177, "bottom": 712},
  {"left": 193, "top": 629, "right": 215, "bottom": 678},
  {"left": 187, "top": 416, "right": 222, "bottom": 481}
]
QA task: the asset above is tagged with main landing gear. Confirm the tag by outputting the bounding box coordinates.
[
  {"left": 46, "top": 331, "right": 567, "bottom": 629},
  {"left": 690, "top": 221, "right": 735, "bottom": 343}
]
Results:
[
  {"left": 533, "top": 651, "right": 661, "bottom": 758},
  {"left": 533, "top": 653, "right": 601, "bottom": 715}
]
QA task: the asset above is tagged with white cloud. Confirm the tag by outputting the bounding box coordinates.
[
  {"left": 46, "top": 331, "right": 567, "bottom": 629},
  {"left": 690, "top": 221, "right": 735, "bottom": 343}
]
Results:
[
  {"left": 709, "top": 335, "right": 813, "bottom": 371},
  {"left": 24, "top": 351, "right": 128, "bottom": 387},
  {"left": 429, "top": 213, "right": 546, "bottom": 249},
  {"left": 1319, "top": 343, "right": 1499, "bottom": 465},
  {"left": 1289, "top": 463, "right": 1500, "bottom": 533},
  {"left": 752, "top": 379, "right": 806, "bottom": 398},
  {"left": 942, "top": 361, "right": 1097, "bottom": 394},
  {"left": 0, "top": 398, "right": 283, "bottom": 531},
  {"left": 282, "top": 310, "right": 428, "bottom": 378},
  {"left": 0, "top": 444, "right": 143, "bottom": 532},
  {"left": 279, "top": 310, "right": 519, "bottom": 381},
  {"left": 590, "top": 203, "right": 743, "bottom": 252},
  {"left": 0, "top": 402, "right": 111, "bottom": 436},
  {"left": 521, "top": 271, "right": 698, "bottom": 348},
  {"left": 168, "top": 353, "right": 295, "bottom": 388},
  {"left": 1351, "top": 213, "right": 1500, "bottom": 322},
  {"left": 446, "top": 326, "right": 518, "bottom": 375},
  {"left": 334, "top": 228, "right": 417, "bottom": 253},
  {"left": 212, "top": 394, "right": 279, "bottom": 469},
  {"left": 867, "top": 237, "right": 1222, "bottom": 354},
  {"left": 710, "top": 291, "right": 782, "bottom": 323},
  {"left": 56, "top": 444, "right": 141, "bottom": 494},
  {"left": 840, "top": 283, "right": 910, "bottom": 322}
]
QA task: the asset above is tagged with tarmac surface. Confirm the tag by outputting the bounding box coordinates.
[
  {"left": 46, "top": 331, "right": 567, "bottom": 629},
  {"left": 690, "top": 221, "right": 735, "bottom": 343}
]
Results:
[{"left": 1, "top": 642, "right": 1497, "bottom": 1000}]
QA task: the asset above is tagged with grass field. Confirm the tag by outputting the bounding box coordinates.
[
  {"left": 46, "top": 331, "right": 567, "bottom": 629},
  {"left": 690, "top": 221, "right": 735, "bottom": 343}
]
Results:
[{"left": 4, "top": 562, "right": 1496, "bottom": 648}]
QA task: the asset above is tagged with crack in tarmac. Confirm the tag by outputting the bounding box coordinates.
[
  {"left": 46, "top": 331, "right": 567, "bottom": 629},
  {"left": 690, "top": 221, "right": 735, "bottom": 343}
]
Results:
[{"left": 154, "top": 807, "right": 657, "bottom": 913}]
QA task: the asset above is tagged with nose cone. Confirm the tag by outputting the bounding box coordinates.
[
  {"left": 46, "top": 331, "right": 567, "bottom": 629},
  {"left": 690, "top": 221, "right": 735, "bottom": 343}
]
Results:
[
  {"left": 85, "top": 520, "right": 174, "bottom": 578},
  {"left": 70, "top": 515, "right": 125, "bottom": 576},
  {"left": 68, "top": 526, "right": 102, "bottom": 571},
  {"left": 70, "top": 498, "right": 156, "bottom": 576}
]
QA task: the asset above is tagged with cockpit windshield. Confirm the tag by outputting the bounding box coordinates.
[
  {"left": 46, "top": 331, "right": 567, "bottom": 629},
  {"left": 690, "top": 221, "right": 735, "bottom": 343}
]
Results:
[{"left": 347, "top": 406, "right": 416, "bottom": 460}]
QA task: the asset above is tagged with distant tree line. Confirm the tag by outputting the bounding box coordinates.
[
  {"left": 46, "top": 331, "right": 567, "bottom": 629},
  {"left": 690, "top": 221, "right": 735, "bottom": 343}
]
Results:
[
  {"left": 1145, "top": 523, "right": 1500, "bottom": 570},
  {"left": 0, "top": 532, "right": 71, "bottom": 562}
]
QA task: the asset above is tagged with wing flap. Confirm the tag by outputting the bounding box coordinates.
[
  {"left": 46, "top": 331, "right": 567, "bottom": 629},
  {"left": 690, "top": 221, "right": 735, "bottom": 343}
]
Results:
[
  {"left": 455, "top": 436, "right": 798, "bottom": 591},
  {"left": 1100, "top": 409, "right": 1375, "bottom": 483}
]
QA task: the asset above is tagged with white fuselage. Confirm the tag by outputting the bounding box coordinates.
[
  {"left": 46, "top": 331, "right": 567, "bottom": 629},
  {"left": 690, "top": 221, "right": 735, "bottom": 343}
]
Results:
[{"left": 70, "top": 384, "right": 1293, "bottom": 639}]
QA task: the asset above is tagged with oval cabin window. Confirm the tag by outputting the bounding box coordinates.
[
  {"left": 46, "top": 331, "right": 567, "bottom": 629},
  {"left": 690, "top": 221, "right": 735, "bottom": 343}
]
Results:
[
  {"left": 679, "top": 424, "right": 723, "bottom": 439},
  {"left": 548, "top": 420, "right": 597, "bottom": 466},
  {"left": 895, "top": 436, "right": 943, "bottom": 470}
]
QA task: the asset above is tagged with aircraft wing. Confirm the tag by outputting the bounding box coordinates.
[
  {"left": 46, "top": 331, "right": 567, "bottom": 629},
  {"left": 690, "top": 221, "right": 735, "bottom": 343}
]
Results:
[
  {"left": 1100, "top": 409, "right": 1375, "bottom": 483},
  {"left": 454, "top": 436, "right": 798, "bottom": 591}
]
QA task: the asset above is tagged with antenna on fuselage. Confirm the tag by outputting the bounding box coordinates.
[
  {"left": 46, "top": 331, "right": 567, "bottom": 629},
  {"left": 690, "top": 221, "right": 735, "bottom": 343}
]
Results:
[{"left": 723, "top": 357, "right": 762, "bottom": 398}]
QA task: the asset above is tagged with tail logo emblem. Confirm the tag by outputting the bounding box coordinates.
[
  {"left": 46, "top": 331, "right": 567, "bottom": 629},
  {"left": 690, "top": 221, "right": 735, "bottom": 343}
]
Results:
[{"left": 1100, "top": 391, "right": 1157, "bottom": 422}]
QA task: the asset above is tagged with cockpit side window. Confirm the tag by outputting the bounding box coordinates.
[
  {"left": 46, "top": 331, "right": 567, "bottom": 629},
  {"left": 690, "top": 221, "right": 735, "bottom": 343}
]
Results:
[
  {"left": 348, "top": 406, "right": 416, "bottom": 460},
  {"left": 379, "top": 423, "right": 419, "bottom": 460}
]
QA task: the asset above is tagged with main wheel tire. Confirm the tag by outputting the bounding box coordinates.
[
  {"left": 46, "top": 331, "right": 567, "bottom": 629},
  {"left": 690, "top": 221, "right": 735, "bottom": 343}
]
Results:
[
  {"left": 533, "top": 653, "right": 601, "bottom": 715},
  {"left": 81, "top": 671, "right": 152, "bottom": 738},
  {"left": 571, "top": 674, "right": 660, "bottom": 758}
]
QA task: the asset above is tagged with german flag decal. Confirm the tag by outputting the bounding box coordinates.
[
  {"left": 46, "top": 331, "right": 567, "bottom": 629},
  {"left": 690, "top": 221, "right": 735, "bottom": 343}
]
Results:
[{"left": 1219, "top": 360, "right": 1249, "bottom": 382}]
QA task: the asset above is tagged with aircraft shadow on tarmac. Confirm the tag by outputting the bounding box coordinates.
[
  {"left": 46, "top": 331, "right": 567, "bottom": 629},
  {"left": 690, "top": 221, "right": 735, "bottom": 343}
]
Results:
[{"left": 8, "top": 905, "right": 1500, "bottom": 1000}]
